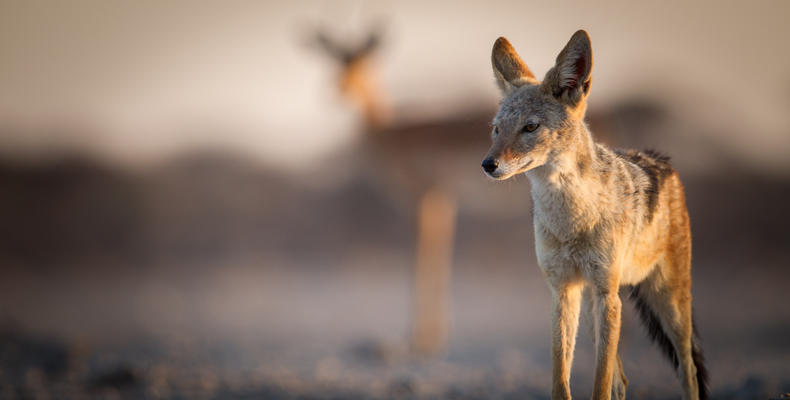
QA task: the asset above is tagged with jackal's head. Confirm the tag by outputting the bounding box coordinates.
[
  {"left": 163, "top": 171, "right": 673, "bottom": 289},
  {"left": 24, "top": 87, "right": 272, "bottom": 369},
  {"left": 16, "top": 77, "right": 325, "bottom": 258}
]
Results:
[{"left": 482, "top": 30, "right": 593, "bottom": 179}]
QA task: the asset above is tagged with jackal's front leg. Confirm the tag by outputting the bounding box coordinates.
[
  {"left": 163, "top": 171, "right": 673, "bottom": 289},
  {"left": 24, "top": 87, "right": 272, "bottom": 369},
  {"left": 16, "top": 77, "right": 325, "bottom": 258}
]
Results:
[
  {"left": 583, "top": 288, "right": 628, "bottom": 400},
  {"left": 550, "top": 283, "right": 583, "bottom": 400},
  {"left": 591, "top": 286, "right": 623, "bottom": 400}
]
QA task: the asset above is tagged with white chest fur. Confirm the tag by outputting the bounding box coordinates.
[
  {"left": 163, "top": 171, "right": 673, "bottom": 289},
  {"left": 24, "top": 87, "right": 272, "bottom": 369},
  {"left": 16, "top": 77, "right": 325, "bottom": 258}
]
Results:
[{"left": 527, "top": 168, "right": 616, "bottom": 285}]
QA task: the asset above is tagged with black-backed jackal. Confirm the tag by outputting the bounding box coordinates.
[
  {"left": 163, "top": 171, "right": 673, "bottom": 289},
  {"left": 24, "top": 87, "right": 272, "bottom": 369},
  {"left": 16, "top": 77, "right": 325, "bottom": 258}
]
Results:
[{"left": 482, "top": 30, "right": 708, "bottom": 400}]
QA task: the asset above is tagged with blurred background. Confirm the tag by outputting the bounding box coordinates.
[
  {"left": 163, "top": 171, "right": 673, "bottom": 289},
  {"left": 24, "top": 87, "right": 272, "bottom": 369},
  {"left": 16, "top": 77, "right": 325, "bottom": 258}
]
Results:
[{"left": 1, "top": 1, "right": 789, "bottom": 399}]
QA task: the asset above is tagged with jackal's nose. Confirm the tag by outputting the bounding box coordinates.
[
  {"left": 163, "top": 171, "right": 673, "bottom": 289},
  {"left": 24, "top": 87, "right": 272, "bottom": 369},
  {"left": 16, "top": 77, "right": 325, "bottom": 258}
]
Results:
[{"left": 481, "top": 157, "right": 499, "bottom": 174}]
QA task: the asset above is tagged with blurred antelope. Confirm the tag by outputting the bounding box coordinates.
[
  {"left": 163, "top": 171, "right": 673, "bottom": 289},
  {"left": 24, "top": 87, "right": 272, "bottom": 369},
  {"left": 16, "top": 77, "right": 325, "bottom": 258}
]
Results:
[{"left": 312, "top": 28, "right": 491, "bottom": 355}]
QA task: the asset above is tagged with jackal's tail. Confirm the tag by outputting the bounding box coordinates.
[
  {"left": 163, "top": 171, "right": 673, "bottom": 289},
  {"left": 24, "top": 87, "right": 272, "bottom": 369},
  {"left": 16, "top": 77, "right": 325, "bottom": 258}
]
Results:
[{"left": 629, "top": 285, "right": 710, "bottom": 400}]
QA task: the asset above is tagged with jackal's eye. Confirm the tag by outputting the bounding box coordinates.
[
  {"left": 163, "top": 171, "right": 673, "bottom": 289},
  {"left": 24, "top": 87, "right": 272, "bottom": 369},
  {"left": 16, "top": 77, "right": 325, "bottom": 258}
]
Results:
[
  {"left": 522, "top": 122, "right": 540, "bottom": 133},
  {"left": 493, "top": 126, "right": 499, "bottom": 135}
]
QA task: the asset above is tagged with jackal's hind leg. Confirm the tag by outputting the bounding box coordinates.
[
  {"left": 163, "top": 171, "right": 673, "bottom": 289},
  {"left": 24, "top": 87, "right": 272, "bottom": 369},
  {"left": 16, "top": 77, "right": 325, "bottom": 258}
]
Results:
[
  {"left": 612, "top": 353, "right": 628, "bottom": 400},
  {"left": 630, "top": 270, "right": 706, "bottom": 400}
]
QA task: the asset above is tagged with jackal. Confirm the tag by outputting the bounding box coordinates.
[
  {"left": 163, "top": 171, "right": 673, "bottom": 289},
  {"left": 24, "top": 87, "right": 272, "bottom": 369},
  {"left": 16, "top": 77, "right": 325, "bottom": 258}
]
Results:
[{"left": 482, "top": 30, "right": 708, "bottom": 400}]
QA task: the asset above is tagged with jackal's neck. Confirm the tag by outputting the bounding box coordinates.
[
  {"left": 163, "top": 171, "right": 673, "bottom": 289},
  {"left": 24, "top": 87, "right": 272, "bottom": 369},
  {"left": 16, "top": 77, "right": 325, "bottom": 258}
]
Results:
[
  {"left": 528, "top": 122, "right": 598, "bottom": 185},
  {"left": 526, "top": 123, "right": 602, "bottom": 234}
]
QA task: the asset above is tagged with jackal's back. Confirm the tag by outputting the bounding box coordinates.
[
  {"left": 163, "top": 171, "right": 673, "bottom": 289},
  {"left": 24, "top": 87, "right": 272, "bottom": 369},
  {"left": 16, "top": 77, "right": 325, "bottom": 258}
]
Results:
[
  {"left": 614, "top": 148, "right": 674, "bottom": 222},
  {"left": 595, "top": 144, "right": 690, "bottom": 285}
]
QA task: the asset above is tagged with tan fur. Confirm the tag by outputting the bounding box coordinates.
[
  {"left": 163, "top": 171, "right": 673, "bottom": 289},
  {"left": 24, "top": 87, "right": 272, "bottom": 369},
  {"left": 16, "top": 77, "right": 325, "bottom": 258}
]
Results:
[
  {"left": 412, "top": 189, "right": 457, "bottom": 353},
  {"left": 339, "top": 56, "right": 391, "bottom": 128},
  {"left": 483, "top": 30, "right": 703, "bottom": 400}
]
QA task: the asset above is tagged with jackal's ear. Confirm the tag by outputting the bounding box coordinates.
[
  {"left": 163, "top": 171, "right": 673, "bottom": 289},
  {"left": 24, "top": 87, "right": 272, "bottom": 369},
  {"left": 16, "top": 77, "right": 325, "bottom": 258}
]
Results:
[
  {"left": 492, "top": 37, "right": 537, "bottom": 96},
  {"left": 543, "top": 30, "right": 593, "bottom": 106}
]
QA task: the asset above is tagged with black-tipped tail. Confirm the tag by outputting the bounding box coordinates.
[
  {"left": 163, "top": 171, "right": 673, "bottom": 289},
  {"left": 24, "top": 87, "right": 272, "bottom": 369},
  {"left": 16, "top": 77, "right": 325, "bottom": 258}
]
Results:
[
  {"left": 692, "top": 323, "right": 710, "bottom": 400},
  {"left": 629, "top": 285, "right": 709, "bottom": 400}
]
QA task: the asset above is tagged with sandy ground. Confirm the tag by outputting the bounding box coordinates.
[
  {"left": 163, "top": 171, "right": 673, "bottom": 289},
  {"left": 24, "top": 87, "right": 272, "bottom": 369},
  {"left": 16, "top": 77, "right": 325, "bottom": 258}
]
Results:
[{"left": 0, "top": 154, "right": 788, "bottom": 399}]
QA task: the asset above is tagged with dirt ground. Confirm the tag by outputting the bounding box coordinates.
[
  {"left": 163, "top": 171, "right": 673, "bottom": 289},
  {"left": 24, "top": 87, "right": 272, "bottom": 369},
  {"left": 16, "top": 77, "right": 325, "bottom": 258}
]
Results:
[{"left": 0, "top": 152, "right": 788, "bottom": 399}]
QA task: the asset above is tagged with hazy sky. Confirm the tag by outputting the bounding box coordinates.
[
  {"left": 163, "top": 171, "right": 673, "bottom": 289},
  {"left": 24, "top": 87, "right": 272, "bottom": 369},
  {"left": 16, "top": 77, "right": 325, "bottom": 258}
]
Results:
[{"left": 1, "top": 0, "right": 788, "bottom": 168}]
